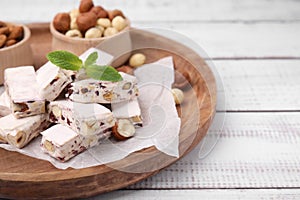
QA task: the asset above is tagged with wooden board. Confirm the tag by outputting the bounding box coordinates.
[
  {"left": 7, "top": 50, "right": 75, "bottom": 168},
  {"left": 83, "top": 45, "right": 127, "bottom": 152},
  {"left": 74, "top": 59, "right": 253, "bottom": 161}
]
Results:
[{"left": 0, "top": 23, "right": 217, "bottom": 199}]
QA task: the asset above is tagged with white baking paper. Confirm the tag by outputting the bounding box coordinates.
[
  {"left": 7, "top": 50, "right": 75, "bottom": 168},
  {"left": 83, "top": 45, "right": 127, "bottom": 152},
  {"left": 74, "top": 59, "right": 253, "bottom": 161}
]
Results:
[{"left": 0, "top": 56, "right": 181, "bottom": 169}]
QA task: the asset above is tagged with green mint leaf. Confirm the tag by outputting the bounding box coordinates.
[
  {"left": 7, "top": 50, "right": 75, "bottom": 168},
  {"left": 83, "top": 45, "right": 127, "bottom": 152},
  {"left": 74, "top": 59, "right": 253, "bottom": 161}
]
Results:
[
  {"left": 85, "top": 64, "right": 123, "bottom": 82},
  {"left": 47, "top": 50, "right": 83, "bottom": 71},
  {"left": 84, "top": 52, "right": 98, "bottom": 68}
]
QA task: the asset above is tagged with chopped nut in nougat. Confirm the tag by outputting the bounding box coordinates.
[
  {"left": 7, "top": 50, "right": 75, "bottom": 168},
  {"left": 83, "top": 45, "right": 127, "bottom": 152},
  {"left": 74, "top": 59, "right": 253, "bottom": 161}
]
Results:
[
  {"left": 112, "top": 98, "right": 143, "bottom": 127},
  {"left": 41, "top": 124, "right": 111, "bottom": 162},
  {"left": 0, "top": 114, "right": 49, "bottom": 148},
  {"left": 66, "top": 72, "right": 138, "bottom": 104},
  {"left": 48, "top": 100, "right": 115, "bottom": 136}
]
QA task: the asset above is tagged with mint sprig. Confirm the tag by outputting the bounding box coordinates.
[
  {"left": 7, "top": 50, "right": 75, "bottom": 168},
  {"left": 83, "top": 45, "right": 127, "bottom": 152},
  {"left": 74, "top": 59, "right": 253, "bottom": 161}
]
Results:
[
  {"left": 47, "top": 51, "right": 83, "bottom": 71},
  {"left": 47, "top": 50, "right": 122, "bottom": 82}
]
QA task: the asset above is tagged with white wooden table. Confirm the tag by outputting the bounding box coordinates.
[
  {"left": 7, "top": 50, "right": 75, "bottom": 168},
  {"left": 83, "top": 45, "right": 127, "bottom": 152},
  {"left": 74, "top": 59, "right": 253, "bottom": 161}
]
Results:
[{"left": 1, "top": 0, "right": 300, "bottom": 199}]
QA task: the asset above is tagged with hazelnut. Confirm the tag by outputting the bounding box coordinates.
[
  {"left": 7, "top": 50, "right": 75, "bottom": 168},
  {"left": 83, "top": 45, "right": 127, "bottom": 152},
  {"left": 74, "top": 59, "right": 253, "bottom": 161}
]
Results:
[
  {"left": 53, "top": 13, "right": 71, "bottom": 33},
  {"left": 8, "top": 26, "right": 23, "bottom": 40},
  {"left": 112, "top": 119, "right": 135, "bottom": 141},
  {"left": 0, "top": 21, "right": 7, "bottom": 28},
  {"left": 5, "top": 39, "right": 17, "bottom": 47},
  {"left": 97, "top": 18, "right": 111, "bottom": 28},
  {"left": 79, "top": 0, "right": 94, "bottom": 13},
  {"left": 171, "top": 88, "right": 184, "bottom": 105},
  {"left": 7, "top": 131, "right": 26, "bottom": 148},
  {"left": 85, "top": 27, "right": 102, "bottom": 38},
  {"left": 117, "top": 65, "right": 134, "bottom": 75},
  {"left": 129, "top": 53, "right": 146, "bottom": 68},
  {"left": 112, "top": 16, "right": 127, "bottom": 31},
  {"left": 0, "top": 27, "right": 9, "bottom": 35},
  {"left": 70, "top": 18, "right": 78, "bottom": 30},
  {"left": 108, "top": 9, "right": 125, "bottom": 21},
  {"left": 0, "top": 34, "right": 7, "bottom": 48},
  {"left": 76, "top": 12, "right": 97, "bottom": 33},
  {"left": 65, "top": 29, "right": 82, "bottom": 38},
  {"left": 103, "top": 27, "right": 118, "bottom": 37},
  {"left": 91, "top": 6, "right": 108, "bottom": 18},
  {"left": 70, "top": 9, "right": 80, "bottom": 20}
]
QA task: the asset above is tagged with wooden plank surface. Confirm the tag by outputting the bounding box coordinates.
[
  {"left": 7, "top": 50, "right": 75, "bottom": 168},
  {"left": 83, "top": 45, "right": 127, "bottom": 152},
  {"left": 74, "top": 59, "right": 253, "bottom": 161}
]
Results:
[
  {"left": 133, "top": 22, "right": 300, "bottom": 59},
  {"left": 90, "top": 189, "right": 300, "bottom": 200},
  {"left": 214, "top": 60, "right": 300, "bottom": 111},
  {"left": 0, "top": 0, "right": 300, "bottom": 23},
  {"left": 129, "top": 112, "right": 300, "bottom": 189}
]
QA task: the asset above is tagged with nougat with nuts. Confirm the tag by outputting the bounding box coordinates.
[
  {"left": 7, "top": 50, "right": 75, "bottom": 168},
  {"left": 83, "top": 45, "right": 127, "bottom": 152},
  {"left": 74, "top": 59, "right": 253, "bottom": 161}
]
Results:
[
  {"left": 48, "top": 100, "right": 115, "bottom": 136},
  {"left": 5, "top": 66, "right": 46, "bottom": 118},
  {"left": 0, "top": 114, "right": 49, "bottom": 148},
  {"left": 41, "top": 124, "right": 111, "bottom": 162},
  {"left": 66, "top": 72, "right": 138, "bottom": 104}
]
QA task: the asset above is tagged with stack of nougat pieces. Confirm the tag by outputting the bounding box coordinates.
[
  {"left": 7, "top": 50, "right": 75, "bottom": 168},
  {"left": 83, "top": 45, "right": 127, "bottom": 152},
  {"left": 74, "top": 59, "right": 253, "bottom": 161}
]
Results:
[{"left": 0, "top": 48, "right": 143, "bottom": 162}]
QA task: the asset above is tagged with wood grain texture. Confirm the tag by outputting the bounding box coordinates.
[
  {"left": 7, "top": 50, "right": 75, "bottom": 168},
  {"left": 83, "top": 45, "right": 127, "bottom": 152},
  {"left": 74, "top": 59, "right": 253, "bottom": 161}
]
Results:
[
  {"left": 89, "top": 189, "right": 300, "bottom": 200},
  {"left": 0, "top": 25, "right": 216, "bottom": 199},
  {"left": 214, "top": 60, "right": 300, "bottom": 111},
  {"left": 129, "top": 113, "right": 300, "bottom": 189},
  {"left": 133, "top": 22, "right": 300, "bottom": 59},
  {"left": 0, "top": 0, "right": 300, "bottom": 23}
]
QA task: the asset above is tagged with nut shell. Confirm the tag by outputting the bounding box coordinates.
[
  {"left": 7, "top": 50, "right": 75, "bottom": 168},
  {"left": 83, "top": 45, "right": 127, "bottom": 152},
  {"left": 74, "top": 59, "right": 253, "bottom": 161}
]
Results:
[
  {"left": 76, "top": 12, "right": 97, "bottom": 33},
  {"left": 79, "top": 0, "right": 94, "bottom": 13},
  {"left": 0, "top": 34, "right": 7, "bottom": 48},
  {"left": 112, "top": 119, "right": 135, "bottom": 141},
  {"left": 53, "top": 13, "right": 71, "bottom": 33},
  {"left": 108, "top": 9, "right": 125, "bottom": 21},
  {"left": 91, "top": 6, "right": 108, "bottom": 18}
]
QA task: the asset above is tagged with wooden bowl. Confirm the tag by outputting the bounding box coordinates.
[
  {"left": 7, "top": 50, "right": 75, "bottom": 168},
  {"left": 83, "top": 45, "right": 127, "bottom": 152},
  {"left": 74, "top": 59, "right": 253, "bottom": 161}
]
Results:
[
  {"left": 50, "top": 19, "right": 131, "bottom": 58},
  {"left": 0, "top": 23, "right": 33, "bottom": 85}
]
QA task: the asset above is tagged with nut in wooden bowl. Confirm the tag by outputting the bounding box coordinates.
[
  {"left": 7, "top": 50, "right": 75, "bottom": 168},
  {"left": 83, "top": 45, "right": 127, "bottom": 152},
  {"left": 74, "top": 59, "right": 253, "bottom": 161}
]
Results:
[
  {"left": 50, "top": 0, "right": 131, "bottom": 58},
  {"left": 0, "top": 22, "right": 33, "bottom": 85}
]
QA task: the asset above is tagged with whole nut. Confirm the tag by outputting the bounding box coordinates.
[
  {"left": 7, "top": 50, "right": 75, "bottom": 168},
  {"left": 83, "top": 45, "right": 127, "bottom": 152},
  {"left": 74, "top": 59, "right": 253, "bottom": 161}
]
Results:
[
  {"left": 8, "top": 26, "right": 23, "bottom": 40},
  {"left": 0, "top": 21, "right": 7, "bottom": 28},
  {"left": 129, "top": 53, "right": 146, "bottom": 68},
  {"left": 97, "top": 18, "right": 111, "bottom": 28},
  {"left": 85, "top": 27, "right": 102, "bottom": 38},
  {"left": 0, "top": 34, "right": 7, "bottom": 48},
  {"left": 70, "top": 9, "right": 80, "bottom": 20},
  {"left": 95, "top": 25, "right": 105, "bottom": 33},
  {"left": 53, "top": 13, "right": 71, "bottom": 33},
  {"left": 117, "top": 65, "right": 134, "bottom": 75},
  {"left": 76, "top": 12, "right": 97, "bottom": 33},
  {"left": 112, "top": 16, "right": 127, "bottom": 31},
  {"left": 103, "top": 27, "right": 118, "bottom": 37},
  {"left": 65, "top": 29, "right": 82, "bottom": 38},
  {"left": 112, "top": 119, "right": 135, "bottom": 141},
  {"left": 172, "top": 88, "right": 184, "bottom": 105},
  {"left": 79, "top": 0, "right": 94, "bottom": 13},
  {"left": 70, "top": 18, "right": 78, "bottom": 30},
  {"left": 108, "top": 9, "right": 125, "bottom": 21},
  {"left": 5, "top": 39, "right": 17, "bottom": 47},
  {"left": 91, "top": 6, "right": 108, "bottom": 18},
  {"left": 0, "top": 27, "right": 9, "bottom": 35}
]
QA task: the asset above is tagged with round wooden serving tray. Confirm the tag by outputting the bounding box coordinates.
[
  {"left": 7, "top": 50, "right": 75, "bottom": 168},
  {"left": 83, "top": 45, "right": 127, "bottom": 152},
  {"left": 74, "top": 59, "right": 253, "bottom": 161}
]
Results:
[{"left": 0, "top": 23, "right": 217, "bottom": 199}]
